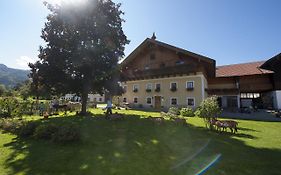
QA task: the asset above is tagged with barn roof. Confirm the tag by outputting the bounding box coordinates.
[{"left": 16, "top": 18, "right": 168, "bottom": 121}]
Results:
[{"left": 216, "top": 61, "right": 273, "bottom": 77}]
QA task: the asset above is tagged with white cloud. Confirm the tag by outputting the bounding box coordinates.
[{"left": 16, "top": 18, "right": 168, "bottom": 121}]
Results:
[{"left": 16, "top": 56, "right": 37, "bottom": 70}]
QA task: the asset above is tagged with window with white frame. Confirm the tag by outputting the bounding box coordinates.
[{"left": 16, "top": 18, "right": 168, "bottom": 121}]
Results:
[
  {"left": 170, "top": 82, "right": 177, "bottom": 91},
  {"left": 187, "top": 97, "right": 195, "bottom": 106},
  {"left": 155, "top": 83, "right": 161, "bottom": 92},
  {"left": 186, "top": 81, "right": 194, "bottom": 90},
  {"left": 146, "top": 83, "right": 152, "bottom": 91},
  {"left": 146, "top": 97, "right": 152, "bottom": 104},
  {"left": 133, "top": 97, "right": 138, "bottom": 104},
  {"left": 133, "top": 84, "right": 139, "bottom": 92},
  {"left": 171, "top": 97, "right": 178, "bottom": 105}
]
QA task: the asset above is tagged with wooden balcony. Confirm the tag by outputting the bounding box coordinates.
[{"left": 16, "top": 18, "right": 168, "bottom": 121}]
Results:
[
  {"left": 121, "top": 64, "right": 198, "bottom": 81},
  {"left": 206, "top": 88, "right": 239, "bottom": 95}
]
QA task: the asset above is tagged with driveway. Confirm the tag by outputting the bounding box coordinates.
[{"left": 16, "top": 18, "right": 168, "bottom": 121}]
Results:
[{"left": 221, "top": 110, "right": 281, "bottom": 122}]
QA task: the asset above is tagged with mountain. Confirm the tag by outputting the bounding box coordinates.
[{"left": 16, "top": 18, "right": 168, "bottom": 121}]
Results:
[{"left": 0, "top": 64, "right": 29, "bottom": 88}]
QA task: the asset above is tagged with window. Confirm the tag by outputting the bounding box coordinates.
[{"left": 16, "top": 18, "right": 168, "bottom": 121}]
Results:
[
  {"left": 240, "top": 93, "right": 260, "bottom": 99},
  {"left": 133, "top": 97, "right": 138, "bottom": 104},
  {"left": 186, "top": 81, "right": 194, "bottom": 90},
  {"left": 99, "top": 98, "right": 102, "bottom": 102},
  {"left": 155, "top": 83, "right": 161, "bottom": 92},
  {"left": 123, "top": 97, "right": 127, "bottom": 103},
  {"left": 146, "top": 97, "right": 152, "bottom": 104},
  {"left": 133, "top": 84, "right": 139, "bottom": 92},
  {"left": 187, "top": 97, "right": 195, "bottom": 106},
  {"left": 171, "top": 97, "right": 178, "bottom": 105},
  {"left": 146, "top": 83, "right": 152, "bottom": 92},
  {"left": 240, "top": 93, "right": 247, "bottom": 98},
  {"left": 247, "top": 93, "right": 253, "bottom": 98},
  {"left": 254, "top": 93, "right": 260, "bottom": 98},
  {"left": 150, "top": 54, "right": 155, "bottom": 60},
  {"left": 170, "top": 82, "right": 177, "bottom": 92},
  {"left": 144, "top": 65, "right": 150, "bottom": 70}
]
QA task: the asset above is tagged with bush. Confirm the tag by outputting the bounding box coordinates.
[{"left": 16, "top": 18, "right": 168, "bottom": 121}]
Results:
[
  {"left": 180, "top": 108, "right": 194, "bottom": 117},
  {"left": 34, "top": 124, "right": 58, "bottom": 140},
  {"left": 195, "top": 96, "right": 221, "bottom": 128},
  {"left": 0, "top": 119, "right": 22, "bottom": 134},
  {"left": 0, "top": 97, "right": 33, "bottom": 118},
  {"left": 168, "top": 107, "right": 179, "bottom": 115},
  {"left": 0, "top": 118, "right": 81, "bottom": 144},
  {"left": 18, "top": 122, "right": 38, "bottom": 138},
  {"left": 52, "top": 124, "right": 81, "bottom": 143}
]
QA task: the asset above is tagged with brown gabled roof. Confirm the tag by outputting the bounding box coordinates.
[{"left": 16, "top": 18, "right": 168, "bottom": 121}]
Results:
[
  {"left": 121, "top": 38, "right": 215, "bottom": 66},
  {"left": 216, "top": 61, "right": 274, "bottom": 77}
]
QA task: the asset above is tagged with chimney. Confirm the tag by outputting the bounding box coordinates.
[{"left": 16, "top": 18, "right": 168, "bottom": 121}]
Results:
[{"left": 151, "top": 32, "right": 156, "bottom": 40}]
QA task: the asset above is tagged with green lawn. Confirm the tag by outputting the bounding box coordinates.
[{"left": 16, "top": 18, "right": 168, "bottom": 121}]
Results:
[{"left": 0, "top": 108, "right": 281, "bottom": 175}]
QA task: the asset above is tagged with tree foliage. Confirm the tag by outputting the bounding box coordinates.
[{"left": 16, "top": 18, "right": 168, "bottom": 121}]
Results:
[
  {"left": 0, "top": 84, "right": 7, "bottom": 96},
  {"left": 0, "top": 97, "right": 29, "bottom": 118},
  {"left": 29, "top": 0, "right": 129, "bottom": 114},
  {"left": 195, "top": 96, "right": 221, "bottom": 128}
]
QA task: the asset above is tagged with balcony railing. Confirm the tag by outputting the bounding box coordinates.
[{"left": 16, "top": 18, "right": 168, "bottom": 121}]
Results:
[{"left": 121, "top": 64, "right": 197, "bottom": 81}]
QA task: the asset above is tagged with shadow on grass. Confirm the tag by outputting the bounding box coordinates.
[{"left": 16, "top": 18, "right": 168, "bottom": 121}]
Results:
[{"left": 2, "top": 113, "right": 281, "bottom": 175}]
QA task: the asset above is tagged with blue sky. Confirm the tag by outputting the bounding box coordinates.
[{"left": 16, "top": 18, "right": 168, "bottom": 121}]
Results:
[{"left": 0, "top": 0, "right": 280, "bottom": 69}]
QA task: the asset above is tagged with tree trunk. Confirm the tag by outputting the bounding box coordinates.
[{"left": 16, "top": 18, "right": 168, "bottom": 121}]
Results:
[
  {"left": 81, "top": 89, "right": 88, "bottom": 115},
  {"left": 81, "top": 81, "right": 90, "bottom": 115}
]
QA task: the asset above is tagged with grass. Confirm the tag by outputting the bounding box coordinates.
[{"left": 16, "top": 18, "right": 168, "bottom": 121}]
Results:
[{"left": 0, "top": 108, "right": 281, "bottom": 175}]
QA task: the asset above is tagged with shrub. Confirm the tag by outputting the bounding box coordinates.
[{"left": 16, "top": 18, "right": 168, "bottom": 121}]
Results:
[
  {"left": 34, "top": 124, "right": 58, "bottom": 140},
  {"left": 18, "top": 122, "right": 38, "bottom": 138},
  {"left": 195, "top": 96, "right": 221, "bottom": 128},
  {"left": 52, "top": 124, "right": 81, "bottom": 143},
  {"left": 0, "top": 119, "right": 22, "bottom": 134},
  {"left": 0, "top": 97, "right": 33, "bottom": 118},
  {"left": 168, "top": 107, "right": 180, "bottom": 115},
  {"left": 180, "top": 108, "right": 195, "bottom": 117},
  {"left": 0, "top": 118, "right": 81, "bottom": 144}
]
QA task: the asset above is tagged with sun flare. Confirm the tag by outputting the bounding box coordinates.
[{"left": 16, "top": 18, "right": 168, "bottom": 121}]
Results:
[{"left": 46, "top": 0, "right": 87, "bottom": 5}]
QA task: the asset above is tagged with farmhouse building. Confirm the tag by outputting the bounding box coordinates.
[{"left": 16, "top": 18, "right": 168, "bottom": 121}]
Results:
[{"left": 120, "top": 35, "right": 281, "bottom": 110}]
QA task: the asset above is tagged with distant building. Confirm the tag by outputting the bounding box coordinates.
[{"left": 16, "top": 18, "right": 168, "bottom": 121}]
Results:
[{"left": 61, "top": 93, "right": 105, "bottom": 103}]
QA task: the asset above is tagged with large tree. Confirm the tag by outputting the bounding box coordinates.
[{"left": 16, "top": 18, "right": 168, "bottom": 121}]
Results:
[{"left": 30, "top": 0, "right": 129, "bottom": 114}]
